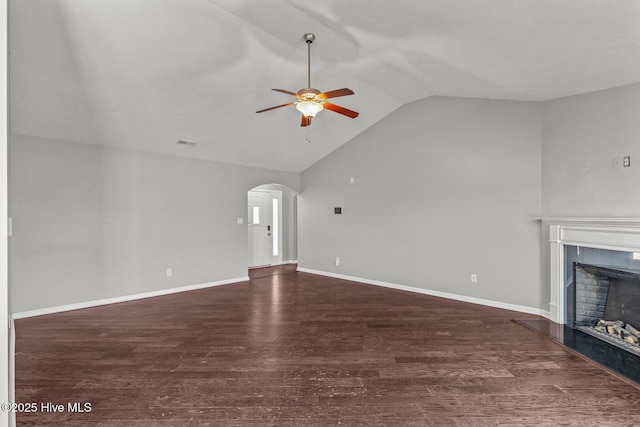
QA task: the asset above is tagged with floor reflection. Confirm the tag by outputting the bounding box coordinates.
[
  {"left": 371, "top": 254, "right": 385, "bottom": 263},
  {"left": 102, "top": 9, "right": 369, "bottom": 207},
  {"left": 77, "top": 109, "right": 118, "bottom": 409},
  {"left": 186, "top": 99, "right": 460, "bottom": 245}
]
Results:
[{"left": 248, "top": 264, "right": 296, "bottom": 352}]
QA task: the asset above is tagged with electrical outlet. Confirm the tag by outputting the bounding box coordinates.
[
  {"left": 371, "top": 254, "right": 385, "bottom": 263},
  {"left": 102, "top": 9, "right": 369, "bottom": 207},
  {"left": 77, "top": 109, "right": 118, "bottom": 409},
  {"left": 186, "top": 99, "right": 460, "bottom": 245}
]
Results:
[
  {"left": 470, "top": 274, "right": 477, "bottom": 283},
  {"left": 335, "top": 257, "right": 340, "bottom": 266},
  {"left": 166, "top": 268, "right": 172, "bottom": 277},
  {"left": 623, "top": 155, "right": 631, "bottom": 168}
]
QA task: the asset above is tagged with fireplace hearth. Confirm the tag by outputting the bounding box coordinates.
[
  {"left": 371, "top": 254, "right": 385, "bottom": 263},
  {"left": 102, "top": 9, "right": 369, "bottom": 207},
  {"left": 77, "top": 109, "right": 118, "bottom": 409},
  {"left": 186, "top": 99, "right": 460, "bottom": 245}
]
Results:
[{"left": 576, "top": 322, "right": 640, "bottom": 357}]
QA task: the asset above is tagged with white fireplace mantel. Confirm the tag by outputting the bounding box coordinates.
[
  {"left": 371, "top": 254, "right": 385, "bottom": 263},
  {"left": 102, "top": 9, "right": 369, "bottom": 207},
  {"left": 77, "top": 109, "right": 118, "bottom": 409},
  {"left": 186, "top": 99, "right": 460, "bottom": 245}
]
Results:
[{"left": 540, "top": 217, "right": 640, "bottom": 324}]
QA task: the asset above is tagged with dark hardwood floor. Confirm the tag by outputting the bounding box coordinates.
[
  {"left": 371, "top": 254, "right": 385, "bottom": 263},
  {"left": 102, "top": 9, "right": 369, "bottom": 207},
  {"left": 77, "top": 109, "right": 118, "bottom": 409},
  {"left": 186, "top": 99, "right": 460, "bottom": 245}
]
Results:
[{"left": 14, "top": 268, "right": 640, "bottom": 426}]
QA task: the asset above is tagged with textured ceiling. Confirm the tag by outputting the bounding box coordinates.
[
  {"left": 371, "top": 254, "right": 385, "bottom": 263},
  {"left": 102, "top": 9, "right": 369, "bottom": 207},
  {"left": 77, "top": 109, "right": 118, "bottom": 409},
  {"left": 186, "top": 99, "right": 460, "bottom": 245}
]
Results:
[{"left": 9, "top": 0, "right": 640, "bottom": 172}]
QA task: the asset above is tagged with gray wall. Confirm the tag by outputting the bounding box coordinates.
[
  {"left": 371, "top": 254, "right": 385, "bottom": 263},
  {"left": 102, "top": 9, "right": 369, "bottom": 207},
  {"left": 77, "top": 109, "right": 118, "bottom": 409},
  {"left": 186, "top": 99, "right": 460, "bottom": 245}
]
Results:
[
  {"left": 542, "top": 83, "right": 640, "bottom": 217},
  {"left": 11, "top": 83, "right": 640, "bottom": 316},
  {"left": 298, "top": 96, "right": 544, "bottom": 310},
  {"left": 9, "top": 133, "right": 300, "bottom": 313},
  {"left": 538, "top": 83, "right": 640, "bottom": 309}
]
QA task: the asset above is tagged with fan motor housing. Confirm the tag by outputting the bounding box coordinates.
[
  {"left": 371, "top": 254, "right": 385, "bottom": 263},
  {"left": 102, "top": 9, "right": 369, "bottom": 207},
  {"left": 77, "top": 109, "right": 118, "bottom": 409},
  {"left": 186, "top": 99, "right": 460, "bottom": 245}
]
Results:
[{"left": 297, "top": 88, "right": 323, "bottom": 102}]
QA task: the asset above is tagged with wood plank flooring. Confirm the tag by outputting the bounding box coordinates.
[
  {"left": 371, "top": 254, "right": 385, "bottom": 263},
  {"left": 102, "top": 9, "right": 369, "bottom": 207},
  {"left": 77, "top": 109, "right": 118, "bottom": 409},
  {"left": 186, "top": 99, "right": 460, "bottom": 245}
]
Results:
[{"left": 14, "top": 268, "right": 640, "bottom": 426}]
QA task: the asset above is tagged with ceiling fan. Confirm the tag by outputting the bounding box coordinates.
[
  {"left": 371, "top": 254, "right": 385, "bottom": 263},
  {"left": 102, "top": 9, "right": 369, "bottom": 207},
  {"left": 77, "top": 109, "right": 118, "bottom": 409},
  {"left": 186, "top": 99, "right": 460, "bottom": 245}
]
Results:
[{"left": 256, "top": 33, "right": 359, "bottom": 127}]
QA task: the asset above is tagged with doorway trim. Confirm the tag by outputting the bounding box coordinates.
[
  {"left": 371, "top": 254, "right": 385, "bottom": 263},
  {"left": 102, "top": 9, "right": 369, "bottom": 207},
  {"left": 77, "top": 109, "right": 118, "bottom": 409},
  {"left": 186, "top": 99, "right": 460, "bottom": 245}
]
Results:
[
  {"left": 247, "top": 184, "right": 297, "bottom": 270},
  {"left": 248, "top": 189, "right": 282, "bottom": 268}
]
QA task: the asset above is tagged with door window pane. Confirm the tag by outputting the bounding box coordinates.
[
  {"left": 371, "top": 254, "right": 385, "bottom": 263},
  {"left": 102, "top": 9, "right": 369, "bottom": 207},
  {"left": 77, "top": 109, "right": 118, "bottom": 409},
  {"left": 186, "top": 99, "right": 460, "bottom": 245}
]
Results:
[
  {"left": 252, "top": 206, "right": 260, "bottom": 225},
  {"left": 272, "top": 198, "right": 279, "bottom": 256}
]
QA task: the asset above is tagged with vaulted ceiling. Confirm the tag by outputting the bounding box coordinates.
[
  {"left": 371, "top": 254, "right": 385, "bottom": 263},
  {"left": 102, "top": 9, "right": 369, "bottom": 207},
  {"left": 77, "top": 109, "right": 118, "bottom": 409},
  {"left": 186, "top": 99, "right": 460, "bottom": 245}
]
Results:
[{"left": 9, "top": 0, "right": 640, "bottom": 172}]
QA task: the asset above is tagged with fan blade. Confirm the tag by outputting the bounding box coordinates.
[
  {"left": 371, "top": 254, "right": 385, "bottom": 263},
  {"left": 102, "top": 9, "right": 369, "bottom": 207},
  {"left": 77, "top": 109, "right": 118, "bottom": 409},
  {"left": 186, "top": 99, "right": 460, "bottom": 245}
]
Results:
[
  {"left": 318, "top": 88, "right": 354, "bottom": 99},
  {"left": 323, "top": 102, "right": 359, "bottom": 118},
  {"left": 301, "top": 115, "right": 312, "bottom": 127},
  {"left": 256, "top": 102, "right": 295, "bottom": 113},
  {"left": 272, "top": 88, "right": 298, "bottom": 97}
]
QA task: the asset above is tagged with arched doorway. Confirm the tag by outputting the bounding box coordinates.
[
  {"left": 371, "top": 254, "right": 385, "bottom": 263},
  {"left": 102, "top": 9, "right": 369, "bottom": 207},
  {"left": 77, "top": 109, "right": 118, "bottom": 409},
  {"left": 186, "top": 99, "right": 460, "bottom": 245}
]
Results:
[{"left": 247, "top": 184, "right": 297, "bottom": 270}]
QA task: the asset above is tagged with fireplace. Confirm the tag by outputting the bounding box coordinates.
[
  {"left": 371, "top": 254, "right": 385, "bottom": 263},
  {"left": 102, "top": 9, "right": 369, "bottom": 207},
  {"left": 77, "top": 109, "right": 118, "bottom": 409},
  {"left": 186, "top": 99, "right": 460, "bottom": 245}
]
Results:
[
  {"left": 543, "top": 217, "right": 640, "bottom": 325},
  {"left": 537, "top": 218, "right": 640, "bottom": 381},
  {"left": 571, "top": 263, "right": 640, "bottom": 357}
]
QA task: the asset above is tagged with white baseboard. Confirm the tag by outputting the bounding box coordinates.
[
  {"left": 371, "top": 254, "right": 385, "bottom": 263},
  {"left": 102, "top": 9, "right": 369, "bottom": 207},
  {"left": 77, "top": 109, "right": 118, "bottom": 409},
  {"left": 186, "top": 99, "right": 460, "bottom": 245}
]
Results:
[
  {"left": 11, "top": 276, "right": 249, "bottom": 319},
  {"left": 297, "top": 267, "right": 551, "bottom": 319}
]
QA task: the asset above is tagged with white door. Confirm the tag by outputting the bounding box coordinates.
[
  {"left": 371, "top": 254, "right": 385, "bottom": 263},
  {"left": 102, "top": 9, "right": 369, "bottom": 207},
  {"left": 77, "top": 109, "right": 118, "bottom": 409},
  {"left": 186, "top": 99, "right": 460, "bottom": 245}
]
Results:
[
  {"left": 248, "top": 191, "right": 270, "bottom": 268},
  {"left": 248, "top": 190, "right": 282, "bottom": 268}
]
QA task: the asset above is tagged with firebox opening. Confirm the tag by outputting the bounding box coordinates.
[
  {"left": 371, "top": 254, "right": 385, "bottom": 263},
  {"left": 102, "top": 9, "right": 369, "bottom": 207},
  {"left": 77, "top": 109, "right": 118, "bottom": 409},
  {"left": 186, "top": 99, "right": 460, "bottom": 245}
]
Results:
[{"left": 573, "top": 263, "right": 640, "bottom": 357}]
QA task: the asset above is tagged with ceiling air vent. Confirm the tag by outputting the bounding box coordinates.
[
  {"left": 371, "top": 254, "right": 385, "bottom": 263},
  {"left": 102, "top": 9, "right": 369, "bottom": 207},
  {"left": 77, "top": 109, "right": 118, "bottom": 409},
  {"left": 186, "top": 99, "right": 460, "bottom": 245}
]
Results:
[{"left": 177, "top": 140, "right": 197, "bottom": 146}]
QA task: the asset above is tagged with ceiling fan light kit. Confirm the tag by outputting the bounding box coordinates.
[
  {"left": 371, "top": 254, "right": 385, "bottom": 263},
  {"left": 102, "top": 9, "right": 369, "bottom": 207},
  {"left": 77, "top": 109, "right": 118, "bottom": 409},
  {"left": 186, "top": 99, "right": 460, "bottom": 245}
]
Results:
[
  {"left": 256, "top": 33, "right": 359, "bottom": 127},
  {"left": 296, "top": 100, "right": 323, "bottom": 117}
]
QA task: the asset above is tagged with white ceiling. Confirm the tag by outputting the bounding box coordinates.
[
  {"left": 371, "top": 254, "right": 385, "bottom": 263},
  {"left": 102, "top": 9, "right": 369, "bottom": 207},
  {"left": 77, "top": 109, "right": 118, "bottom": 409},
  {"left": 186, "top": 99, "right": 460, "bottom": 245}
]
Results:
[{"left": 9, "top": 0, "right": 640, "bottom": 172}]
